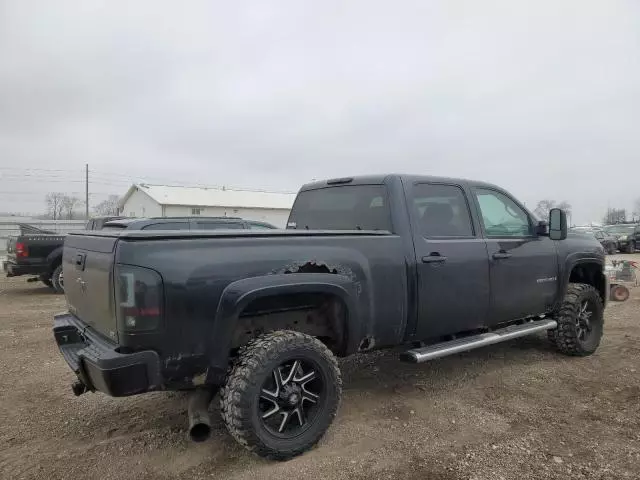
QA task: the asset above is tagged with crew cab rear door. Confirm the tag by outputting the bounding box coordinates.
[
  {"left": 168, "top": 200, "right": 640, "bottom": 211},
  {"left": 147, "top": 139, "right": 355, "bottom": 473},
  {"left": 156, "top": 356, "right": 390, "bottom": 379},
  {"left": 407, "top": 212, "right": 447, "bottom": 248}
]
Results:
[
  {"left": 471, "top": 187, "right": 558, "bottom": 325},
  {"left": 408, "top": 182, "right": 491, "bottom": 339}
]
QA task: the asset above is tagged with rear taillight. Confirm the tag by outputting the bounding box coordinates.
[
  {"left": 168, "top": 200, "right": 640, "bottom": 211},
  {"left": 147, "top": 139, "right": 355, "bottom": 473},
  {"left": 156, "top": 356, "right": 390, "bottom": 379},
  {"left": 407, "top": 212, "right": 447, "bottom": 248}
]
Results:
[
  {"left": 15, "top": 242, "right": 28, "bottom": 258},
  {"left": 115, "top": 265, "right": 163, "bottom": 332}
]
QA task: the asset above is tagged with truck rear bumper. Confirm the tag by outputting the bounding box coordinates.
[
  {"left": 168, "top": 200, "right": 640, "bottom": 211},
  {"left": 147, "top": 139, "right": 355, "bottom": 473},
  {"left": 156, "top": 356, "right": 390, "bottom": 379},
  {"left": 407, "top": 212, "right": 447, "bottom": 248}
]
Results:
[
  {"left": 3, "top": 260, "right": 46, "bottom": 277},
  {"left": 53, "top": 313, "right": 162, "bottom": 397}
]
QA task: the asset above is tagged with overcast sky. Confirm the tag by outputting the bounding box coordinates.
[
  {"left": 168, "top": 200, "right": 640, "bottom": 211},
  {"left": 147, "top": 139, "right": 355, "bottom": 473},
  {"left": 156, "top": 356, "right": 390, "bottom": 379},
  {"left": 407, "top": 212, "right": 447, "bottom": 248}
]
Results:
[{"left": 0, "top": 0, "right": 639, "bottom": 223}]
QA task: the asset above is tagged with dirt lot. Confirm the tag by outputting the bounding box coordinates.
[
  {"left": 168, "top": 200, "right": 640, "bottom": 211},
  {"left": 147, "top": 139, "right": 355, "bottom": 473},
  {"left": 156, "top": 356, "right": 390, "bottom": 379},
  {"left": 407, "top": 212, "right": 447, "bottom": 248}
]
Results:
[{"left": 1, "top": 257, "right": 639, "bottom": 480}]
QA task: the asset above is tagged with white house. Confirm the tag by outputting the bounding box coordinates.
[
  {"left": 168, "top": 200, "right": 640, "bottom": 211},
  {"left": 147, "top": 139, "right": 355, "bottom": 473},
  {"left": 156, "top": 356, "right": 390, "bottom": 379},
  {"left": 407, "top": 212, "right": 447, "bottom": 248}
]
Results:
[{"left": 118, "top": 184, "right": 297, "bottom": 228}]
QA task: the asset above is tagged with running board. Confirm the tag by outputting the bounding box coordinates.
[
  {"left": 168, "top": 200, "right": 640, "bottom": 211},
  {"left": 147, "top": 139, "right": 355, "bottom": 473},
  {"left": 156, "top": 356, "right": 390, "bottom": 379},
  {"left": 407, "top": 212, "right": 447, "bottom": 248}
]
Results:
[{"left": 401, "top": 319, "right": 557, "bottom": 364}]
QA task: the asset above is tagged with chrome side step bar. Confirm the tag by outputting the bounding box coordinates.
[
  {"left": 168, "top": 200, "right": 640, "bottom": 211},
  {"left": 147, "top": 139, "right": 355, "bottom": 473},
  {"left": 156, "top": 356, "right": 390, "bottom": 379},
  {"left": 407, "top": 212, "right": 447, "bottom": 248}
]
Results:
[{"left": 401, "top": 319, "right": 557, "bottom": 363}]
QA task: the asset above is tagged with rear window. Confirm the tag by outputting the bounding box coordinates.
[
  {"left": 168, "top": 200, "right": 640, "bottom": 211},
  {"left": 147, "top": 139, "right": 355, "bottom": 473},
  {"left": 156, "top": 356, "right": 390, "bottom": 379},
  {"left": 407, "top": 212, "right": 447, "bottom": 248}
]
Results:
[
  {"left": 247, "top": 222, "right": 276, "bottom": 230},
  {"left": 101, "top": 223, "right": 128, "bottom": 230},
  {"left": 141, "top": 222, "right": 190, "bottom": 230},
  {"left": 288, "top": 185, "right": 392, "bottom": 231}
]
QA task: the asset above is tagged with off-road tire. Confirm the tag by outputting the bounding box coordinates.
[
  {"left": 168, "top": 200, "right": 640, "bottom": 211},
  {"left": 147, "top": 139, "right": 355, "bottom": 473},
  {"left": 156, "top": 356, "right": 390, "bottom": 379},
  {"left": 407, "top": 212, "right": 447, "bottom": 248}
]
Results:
[
  {"left": 51, "top": 265, "right": 64, "bottom": 294},
  {"left": 220, "top": 330, "right": 342, "bottom": 460},
  {"left": 548, "top": 283, "right": 604, "bottom": 356}
]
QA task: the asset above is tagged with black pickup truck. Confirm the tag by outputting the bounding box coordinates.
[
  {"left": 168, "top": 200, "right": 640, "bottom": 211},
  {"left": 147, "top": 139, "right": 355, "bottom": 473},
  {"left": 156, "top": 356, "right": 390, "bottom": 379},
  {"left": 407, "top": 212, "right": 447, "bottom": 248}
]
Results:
[
  {"left": 3, "top": 217, "right": 124, "bottom": 293},
  {"left": 53, "top": 174, "right": 608, "bottom": 460},
  {"left": 3, "top": 224, "right": 68, "bottom": 292}
]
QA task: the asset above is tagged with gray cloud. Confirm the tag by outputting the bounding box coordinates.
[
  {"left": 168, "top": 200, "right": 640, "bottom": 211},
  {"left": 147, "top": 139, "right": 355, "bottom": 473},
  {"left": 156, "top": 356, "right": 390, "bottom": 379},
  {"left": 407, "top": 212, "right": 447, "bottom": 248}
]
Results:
[{"left": 1, "top": 0, "right": 639, "bottom": 222}]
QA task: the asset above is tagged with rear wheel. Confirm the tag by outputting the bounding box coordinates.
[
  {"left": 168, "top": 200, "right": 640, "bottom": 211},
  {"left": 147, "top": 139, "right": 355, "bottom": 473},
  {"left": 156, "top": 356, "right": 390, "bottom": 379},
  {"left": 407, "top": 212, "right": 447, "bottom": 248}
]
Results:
[
  {"left": 220, "top": 331, "right": 341, "bottom": 460},
  {"left": 607, "top": 244, "right": 616, "bottom": 255},
  {"left": 626, "top": 242, "right": 635, "bottom": 254},
  {"left": 51, "top": 265, "right": 64, "bottom": 294},
  {"left": 548, "top": 283, "right": 604, "bottom": 356}
]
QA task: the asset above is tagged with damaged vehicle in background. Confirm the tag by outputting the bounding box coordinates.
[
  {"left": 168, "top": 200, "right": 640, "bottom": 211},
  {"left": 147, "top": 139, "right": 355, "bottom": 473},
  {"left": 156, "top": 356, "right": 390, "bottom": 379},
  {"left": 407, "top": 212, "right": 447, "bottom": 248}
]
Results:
[
  {"left": 570, "top": 226, "right": 618, "bottom": 254},
  {"left": 604, "top": 224, "right": 639, "bottom": 254},
  {"left": 52, "top": 174, "right": 608, "bottom": 460}
]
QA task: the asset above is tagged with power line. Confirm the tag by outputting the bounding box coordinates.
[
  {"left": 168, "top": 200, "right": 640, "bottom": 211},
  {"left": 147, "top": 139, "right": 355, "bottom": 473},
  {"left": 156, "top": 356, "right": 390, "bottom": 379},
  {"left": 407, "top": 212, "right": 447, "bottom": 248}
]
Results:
[
  {"left": 0, "top": 167, "right": 84, "bottom": 173},
  {"left": 1, "top": 166, "right": 298, "bottom": 195}
]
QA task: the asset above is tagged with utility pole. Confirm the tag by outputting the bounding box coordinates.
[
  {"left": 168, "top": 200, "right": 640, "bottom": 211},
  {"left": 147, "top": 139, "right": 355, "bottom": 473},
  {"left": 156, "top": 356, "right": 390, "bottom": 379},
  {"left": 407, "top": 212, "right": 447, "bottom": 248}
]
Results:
[{"left": 85, "top": 164, "right": 89, "bottom": 219}]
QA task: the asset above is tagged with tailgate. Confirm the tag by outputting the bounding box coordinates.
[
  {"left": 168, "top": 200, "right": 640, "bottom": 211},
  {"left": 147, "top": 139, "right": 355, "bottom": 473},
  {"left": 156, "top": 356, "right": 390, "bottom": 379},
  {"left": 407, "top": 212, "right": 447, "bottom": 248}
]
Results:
[
  {"left": 64, "top": 235, "right": 119, "bottom": 341},
  {"left": 6, "top": 236, "right": 17, "bottom": 261}
]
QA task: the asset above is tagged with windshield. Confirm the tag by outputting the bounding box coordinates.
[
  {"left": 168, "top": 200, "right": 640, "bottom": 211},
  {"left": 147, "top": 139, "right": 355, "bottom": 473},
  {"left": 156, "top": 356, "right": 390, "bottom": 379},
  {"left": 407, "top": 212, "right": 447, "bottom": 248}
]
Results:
[
  {"left": 605, "top": 225, "right": 636, "bottom": 234},
  {"left": 288, "top": 185, "right": 392, "bottom": 231}
]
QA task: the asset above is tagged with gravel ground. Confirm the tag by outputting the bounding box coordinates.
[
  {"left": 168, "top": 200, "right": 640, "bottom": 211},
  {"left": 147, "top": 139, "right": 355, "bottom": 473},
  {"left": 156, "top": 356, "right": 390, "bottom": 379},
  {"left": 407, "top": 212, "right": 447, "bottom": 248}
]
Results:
[{"left": 1, "top": 255, "right": 639, "bottom": 480}]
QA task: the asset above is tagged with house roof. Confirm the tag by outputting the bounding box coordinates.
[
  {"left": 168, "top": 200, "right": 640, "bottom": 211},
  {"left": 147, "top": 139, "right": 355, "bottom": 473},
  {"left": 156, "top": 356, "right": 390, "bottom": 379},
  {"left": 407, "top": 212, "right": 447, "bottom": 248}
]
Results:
[{"left": 119, "top": 184, "right": 297, "bottom": 210}]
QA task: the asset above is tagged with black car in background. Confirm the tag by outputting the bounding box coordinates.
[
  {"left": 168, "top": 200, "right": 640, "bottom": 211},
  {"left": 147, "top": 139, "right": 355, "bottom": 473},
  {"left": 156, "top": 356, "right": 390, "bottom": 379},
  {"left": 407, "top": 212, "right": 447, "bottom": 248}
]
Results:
[
  {"left": 604, "top": 224, "right": 639, "bottom": 253},
  {"left": 570, "top": 227, "right": 618, "bottom": 254}
]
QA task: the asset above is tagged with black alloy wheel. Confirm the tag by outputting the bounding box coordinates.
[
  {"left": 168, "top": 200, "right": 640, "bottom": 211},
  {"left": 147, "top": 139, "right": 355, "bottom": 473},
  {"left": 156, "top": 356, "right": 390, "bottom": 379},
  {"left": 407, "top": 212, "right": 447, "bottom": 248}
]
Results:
[{"left": 258, "top": 359, "right": 322, "bottom": 436}]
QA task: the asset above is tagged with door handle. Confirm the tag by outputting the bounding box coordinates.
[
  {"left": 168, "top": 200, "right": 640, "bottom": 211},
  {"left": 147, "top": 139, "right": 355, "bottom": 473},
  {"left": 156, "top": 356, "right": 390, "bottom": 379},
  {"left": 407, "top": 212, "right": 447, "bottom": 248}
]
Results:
[
  {"left": 422, "top": 253, "right": 447, "bottom": 263},
  {"left": 74, "top": 253, "right": 86, "bottom": 270},
  {"left": 492, "top": 251, "right": 512, "bottom": 260}
]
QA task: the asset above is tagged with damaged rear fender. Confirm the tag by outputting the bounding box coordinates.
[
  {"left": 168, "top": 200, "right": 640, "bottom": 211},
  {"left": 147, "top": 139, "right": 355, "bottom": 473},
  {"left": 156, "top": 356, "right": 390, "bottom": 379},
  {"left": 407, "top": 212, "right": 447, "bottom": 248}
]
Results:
[{"left": 205, "top": 273, "right": 363, "bottom": 383}]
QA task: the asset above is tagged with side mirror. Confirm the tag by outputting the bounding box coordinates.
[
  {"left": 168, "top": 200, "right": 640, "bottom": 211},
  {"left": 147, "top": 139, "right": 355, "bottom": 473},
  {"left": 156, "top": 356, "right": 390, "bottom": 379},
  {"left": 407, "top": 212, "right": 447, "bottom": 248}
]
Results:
[
  {"left": 549, "top": 208, "right": 568, "bottom": 241},
  {"left": 535, "top": 220, "right": 549, "bottom": 236}
]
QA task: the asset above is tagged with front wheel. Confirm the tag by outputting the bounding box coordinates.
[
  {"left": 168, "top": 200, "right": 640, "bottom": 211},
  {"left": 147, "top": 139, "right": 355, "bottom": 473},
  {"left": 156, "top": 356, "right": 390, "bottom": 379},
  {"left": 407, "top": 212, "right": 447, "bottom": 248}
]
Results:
[
  {"left": 51, "top": 265, "right": 64, "bottom": 294},
  {"left": 627, "top": 242, "right": 636, "bottom": 254},
  {"left": 220, "top": 331, "right": 342, "bottom": 460},
  {"left": 548, "top": 283, "right": 604, "bottom": 356}
]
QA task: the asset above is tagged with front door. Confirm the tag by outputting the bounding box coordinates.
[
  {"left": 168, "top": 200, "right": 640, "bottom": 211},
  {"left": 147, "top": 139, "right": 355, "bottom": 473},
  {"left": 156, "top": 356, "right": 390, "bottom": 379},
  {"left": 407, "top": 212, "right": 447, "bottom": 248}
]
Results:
[
  {"left": 409, "top": 183, "right": 491, "bottom": 340},
  {"left": 472, "top": 187, "right": 559, "bottom": 326}
]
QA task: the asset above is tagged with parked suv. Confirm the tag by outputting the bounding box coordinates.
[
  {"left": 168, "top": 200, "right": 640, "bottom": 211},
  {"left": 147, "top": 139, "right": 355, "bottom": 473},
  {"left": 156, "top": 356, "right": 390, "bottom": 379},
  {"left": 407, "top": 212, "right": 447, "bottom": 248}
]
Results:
[
  {"left": 102, "top": 216, "right": 277, "bottom": 231},
  {"left": 53, "top": 174, "right": 607, "bottom": 460},
  {"left": 604, "top": 224, "right": 639, "bottom": 253}
]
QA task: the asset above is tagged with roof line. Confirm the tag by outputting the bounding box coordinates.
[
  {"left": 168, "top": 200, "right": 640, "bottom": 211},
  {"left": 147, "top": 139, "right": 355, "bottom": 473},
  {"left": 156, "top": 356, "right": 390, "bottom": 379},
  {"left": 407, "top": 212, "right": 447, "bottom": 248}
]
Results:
[{"left": 137, "top": 183, "right": 297, "bottom": 195}]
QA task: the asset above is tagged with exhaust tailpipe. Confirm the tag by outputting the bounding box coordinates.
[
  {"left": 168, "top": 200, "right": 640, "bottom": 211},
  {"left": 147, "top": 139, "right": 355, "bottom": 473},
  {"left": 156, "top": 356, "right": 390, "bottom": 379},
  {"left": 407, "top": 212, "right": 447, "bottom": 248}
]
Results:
[
  {"left": 71, "top": 380, "right": 87, "bottom": 396},
  {"left": 188, "top": 388, "right": 215, "bottom": 442}
]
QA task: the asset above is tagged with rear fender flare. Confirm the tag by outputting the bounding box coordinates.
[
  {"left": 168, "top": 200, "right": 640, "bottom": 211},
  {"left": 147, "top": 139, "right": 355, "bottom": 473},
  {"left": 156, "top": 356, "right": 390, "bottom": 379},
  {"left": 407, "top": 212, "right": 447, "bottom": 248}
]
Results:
[{"left": 205, "top": 273, "right": 360, "bottom": 383}]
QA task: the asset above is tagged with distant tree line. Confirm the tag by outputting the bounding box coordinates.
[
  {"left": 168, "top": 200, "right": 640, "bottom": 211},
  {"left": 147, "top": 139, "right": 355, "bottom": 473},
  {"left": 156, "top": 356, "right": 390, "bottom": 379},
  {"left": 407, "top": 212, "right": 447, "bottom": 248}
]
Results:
[
  {"left": 45, "top": 193, "right": 83, "bottom": 220},
  {"left": 534, "top": 197, "right": 640, "bottom": 226},
  {"left": 44, "top": 193, "right": 121, "bottom": 220},
  {"left": 534, "top": 200, "right": 572, "bottom": 221}
]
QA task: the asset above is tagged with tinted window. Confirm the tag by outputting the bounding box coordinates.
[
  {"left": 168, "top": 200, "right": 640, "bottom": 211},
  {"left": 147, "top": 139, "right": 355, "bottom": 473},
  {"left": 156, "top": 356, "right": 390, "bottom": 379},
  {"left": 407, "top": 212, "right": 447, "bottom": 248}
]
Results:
[
  {"left": 141, "top": 222, "right": 190, "bottom": 230},
  {"left": 288, "top": 185, "right": 391, "bottom": 231},
  {"left": 102, "top": 224, "right": 128, "bottom": 230},
  {"left": 412, "top": 184, "right": 474, "bottom": 237},
  {"left": 475, "top": 189, "right": 532, "bottom": 237},
  {"left": 196, "top": 222, "right": 245, "bottom": 230},
  {"left": 247, "top": 222, "right": 276, "bottom": 230}
]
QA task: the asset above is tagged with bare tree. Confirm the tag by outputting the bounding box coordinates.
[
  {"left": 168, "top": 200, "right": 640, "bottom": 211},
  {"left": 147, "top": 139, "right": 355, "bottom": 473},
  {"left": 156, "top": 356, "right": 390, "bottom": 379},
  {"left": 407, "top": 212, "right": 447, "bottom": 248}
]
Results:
[
  {"left": 534, "top": 199, "right": 572, "bottom": 220},
  {"left": 61, "top": 195, "right": 83, "bottom": 220},
  {"left": 45, "top": 192, "right": 66, "bottom": 220},
  {"left": 93, "top": 195, "right": 121, "bottom": 216}
]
